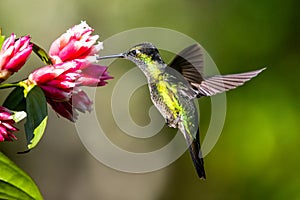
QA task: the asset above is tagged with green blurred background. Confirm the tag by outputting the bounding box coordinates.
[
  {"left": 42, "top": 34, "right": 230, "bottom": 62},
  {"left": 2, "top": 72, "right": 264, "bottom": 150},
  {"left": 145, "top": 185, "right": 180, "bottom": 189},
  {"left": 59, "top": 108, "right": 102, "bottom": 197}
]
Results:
[{"left": 1, "top": 0, "right": 300, "bottom": 199}]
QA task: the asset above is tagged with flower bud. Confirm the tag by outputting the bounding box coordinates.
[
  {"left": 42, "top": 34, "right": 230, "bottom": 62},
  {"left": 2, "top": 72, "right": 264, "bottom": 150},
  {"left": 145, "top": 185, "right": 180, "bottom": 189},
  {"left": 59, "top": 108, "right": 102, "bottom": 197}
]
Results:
[
  {"left": 49, "top": 21, "right": 102, "bottom": 64},
  {"left": 0, "top": 34, "right": 32, "bottom": 82}
]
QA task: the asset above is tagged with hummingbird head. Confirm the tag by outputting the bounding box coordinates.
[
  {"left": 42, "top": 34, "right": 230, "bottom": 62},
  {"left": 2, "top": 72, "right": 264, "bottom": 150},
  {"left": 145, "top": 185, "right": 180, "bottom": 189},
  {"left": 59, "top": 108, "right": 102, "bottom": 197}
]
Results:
[
  {"left": 97, "top": 42, "right": 164, "bottom": 66},
  {"left": 124, "top": 43, "right": 164, "bottom": 65},
  {"left": 97, "top": 42, "right": 166, "bottom": 79}
]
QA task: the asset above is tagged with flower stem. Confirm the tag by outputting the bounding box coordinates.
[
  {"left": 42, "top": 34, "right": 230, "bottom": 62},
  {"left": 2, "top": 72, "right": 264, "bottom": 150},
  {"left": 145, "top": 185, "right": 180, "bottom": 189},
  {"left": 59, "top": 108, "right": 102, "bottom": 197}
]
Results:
[{"left": 0, "top": 82, "right": 21, "bottom": 89}]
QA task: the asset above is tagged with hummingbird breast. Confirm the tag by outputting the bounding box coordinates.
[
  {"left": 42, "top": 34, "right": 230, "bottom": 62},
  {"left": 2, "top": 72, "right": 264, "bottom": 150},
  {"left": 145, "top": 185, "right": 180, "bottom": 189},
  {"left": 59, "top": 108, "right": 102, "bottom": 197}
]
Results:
[
  {"left": 148, "top": 73, "right": 197, "bottom": 130},
  {"left": 149, "top": 81, "right": 181, "bottom": 127}
]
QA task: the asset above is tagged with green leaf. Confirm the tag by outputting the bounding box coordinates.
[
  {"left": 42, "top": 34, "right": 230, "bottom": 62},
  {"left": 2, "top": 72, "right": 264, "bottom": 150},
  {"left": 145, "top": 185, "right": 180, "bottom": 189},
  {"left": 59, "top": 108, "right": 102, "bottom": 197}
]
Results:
[
  {"left": 2, "top": 87, "right": 26, "bottom": 111},
  {"left": 0, "top": 152, "right": 43, "bottom": 200},
  {"left": 3, "top": 85, "right": 48, "bottom": 150},
  {"left": 31, "top": 42, "right": 53, "bottom": 65},
  {"left": 0, "top": 28, "right": 5, "bottom": 49},
  {"left": 0, "top": 36, "right": 5, "bottom": 49},
  {"left": 27, "top": 117, "right": 48, "bottom": 149},
  {"left": 24, "top": 86, "right": 48, "bottom": 150}
]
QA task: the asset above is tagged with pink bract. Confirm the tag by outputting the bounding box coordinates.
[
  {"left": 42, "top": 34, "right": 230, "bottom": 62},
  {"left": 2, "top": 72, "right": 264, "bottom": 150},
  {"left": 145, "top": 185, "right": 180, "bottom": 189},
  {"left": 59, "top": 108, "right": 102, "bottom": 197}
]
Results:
[
  {"left": 0, "top": 107, "right": 18, "bottom": 142},
  {"left": 49, "top": 21, "right": 102, "bottom": 64},
  {"left": 28, "top": 59, "right": 112, "bottom": 121},
  {"left": 0, "top": 34, "right": 32, "bottom": 81}
]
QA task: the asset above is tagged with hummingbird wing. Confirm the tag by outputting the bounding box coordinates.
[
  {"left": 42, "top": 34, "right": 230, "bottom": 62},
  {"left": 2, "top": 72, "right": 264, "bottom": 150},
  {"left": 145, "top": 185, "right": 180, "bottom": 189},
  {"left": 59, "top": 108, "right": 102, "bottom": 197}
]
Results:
[
  {"left": 193, "top": 68, "right": 266, "bottom": 97},
  {"left": 169, "top": 44, "right": 266, "bottom": 98},
  {"left": 168, "top": 44, "right": 205, "bottom": 85}
]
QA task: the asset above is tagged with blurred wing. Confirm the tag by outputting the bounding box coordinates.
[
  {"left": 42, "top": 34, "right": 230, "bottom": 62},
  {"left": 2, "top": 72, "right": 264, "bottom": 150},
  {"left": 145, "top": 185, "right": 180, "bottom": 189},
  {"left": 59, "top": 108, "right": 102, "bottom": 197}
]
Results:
[
  {"left": 193, "top": 68, "right": 266, "bottom": 97},
  {"left": 169, "top": 44, "right": 205, "bottom": 84}
]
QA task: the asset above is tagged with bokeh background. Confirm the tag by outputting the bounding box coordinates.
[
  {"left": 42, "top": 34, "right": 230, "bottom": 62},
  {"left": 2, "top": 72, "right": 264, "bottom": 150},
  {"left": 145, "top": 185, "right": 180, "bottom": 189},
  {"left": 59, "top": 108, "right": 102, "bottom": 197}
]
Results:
[{"left": 1, "top": 0, "right": 300, "bottom": 199}]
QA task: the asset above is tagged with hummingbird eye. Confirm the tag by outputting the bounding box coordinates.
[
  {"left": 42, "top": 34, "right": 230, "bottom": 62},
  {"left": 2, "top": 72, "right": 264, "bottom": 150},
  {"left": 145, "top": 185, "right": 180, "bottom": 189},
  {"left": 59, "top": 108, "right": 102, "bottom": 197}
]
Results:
[{"left": 130, "top": 50, "right": 137, "bottom": 56}]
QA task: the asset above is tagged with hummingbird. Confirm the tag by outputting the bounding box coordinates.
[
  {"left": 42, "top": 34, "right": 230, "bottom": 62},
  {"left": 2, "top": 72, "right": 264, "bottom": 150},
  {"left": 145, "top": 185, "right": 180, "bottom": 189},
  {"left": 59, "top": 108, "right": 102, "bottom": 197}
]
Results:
[{"left": 97, "top": 42, "right": 265, "bottom": 179}]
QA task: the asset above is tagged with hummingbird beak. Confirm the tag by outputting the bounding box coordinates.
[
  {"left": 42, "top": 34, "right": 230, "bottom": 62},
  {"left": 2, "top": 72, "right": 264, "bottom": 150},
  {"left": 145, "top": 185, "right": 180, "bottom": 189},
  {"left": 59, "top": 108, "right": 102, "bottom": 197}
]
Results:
[{"left": 96, "top": 53, "right": 125, "bottom": 60}]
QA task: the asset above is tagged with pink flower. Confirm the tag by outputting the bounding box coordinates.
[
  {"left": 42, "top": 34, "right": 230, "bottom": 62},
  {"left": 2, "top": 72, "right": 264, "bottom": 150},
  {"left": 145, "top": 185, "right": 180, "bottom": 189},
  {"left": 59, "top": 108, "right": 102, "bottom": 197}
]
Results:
[
  {"left": 47, "top": 89, "right": 92, "bottom": 122},
  {"left": 0, "top": 107, "right": 18, "bottom": 141},
  {"left": 25, "top": 22, "right": 112, "bottom": 121},
  {"left": 49, "top": 21, "right": 102, "bottom": 64},
  {"left": 28, "top": 59, "right": 112, "bottom": 121},
  {"left": 0, "top": 34, "right": 32, "bottom": 81},
  {"left": 77, "top": 63, "right": 112, "bottom": 87},
  {"left": 28, "top": 61, "right": 82, "bottom": 101}
]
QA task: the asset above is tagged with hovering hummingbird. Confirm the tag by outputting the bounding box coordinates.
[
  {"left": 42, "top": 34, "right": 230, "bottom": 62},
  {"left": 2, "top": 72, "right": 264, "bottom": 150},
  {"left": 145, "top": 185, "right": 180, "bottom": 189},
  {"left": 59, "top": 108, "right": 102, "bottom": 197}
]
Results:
[{"left": 97, "top": 43, "right": 265, "bottom": 179}]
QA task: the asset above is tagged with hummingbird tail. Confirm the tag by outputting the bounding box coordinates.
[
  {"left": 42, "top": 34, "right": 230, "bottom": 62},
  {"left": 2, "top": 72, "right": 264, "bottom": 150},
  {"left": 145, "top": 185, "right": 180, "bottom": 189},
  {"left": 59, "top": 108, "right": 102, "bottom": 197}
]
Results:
[
  {"left": 188, "top": 129, "right": 206, "bottom": 179},
  {"left": 194, "top": 68, "right": 266, "bottom": 97}
]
